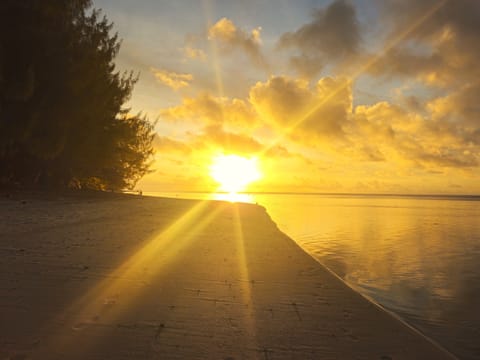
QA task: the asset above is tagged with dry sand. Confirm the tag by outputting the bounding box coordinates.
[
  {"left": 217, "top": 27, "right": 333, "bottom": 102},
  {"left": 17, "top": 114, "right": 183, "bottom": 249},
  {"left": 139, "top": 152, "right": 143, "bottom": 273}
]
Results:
[{"left": 0, "top": 192, "right": 456, "bottom": 359}]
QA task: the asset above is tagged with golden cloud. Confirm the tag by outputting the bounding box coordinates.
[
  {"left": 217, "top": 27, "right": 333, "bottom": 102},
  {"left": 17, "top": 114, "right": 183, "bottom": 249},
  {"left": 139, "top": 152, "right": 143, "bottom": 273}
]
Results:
[
  {"left": 148, "top": 65, "right": 480, "bottom": 194},
  {"left": 195, "top": 125, "right": 262, "bottom": 154},
  {"left": 427, "top": 83, "right": 480, "bottom": 128},
  {"left": 152, "top": 134, "right": 192, "bottom": 155},
  {"left": 249, "top": 76, "right": 352, "bottom": 140},
  {"left": 351, "top": 100, "right": 479, "bottom": 169},
  {"left": 160, "top": 92, "right": 258, "bottom": 129},
  {"left": 158, "top": 72, "right": 480, "bottom": 173},
  {"left": 183, "top": 46, "right": 207, "bottom": 61},
  {"left": 208, "top": 17, "right": 268, "bottom": 70},
  {"left": 151, "top": 68, "right": 193, "bottom": 90}
]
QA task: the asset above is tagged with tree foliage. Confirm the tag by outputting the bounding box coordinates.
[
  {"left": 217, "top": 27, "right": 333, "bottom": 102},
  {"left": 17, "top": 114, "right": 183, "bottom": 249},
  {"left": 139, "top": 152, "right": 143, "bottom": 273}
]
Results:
[{"left": 0, "top": 0, "right": 154, "bottom": 190}]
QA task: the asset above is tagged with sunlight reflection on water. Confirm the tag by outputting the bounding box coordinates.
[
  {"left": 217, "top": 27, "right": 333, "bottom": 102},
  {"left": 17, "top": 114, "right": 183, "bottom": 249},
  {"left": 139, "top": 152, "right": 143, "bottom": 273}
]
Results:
[
  {"left": 144, "top": 191, "right": 255, "bottom": 204},
  {"left": 254, "top": 193, "right": 480, "bottom": 360},
  {"left": 212, "top": 192, "right": 255, "bottom": 203}
]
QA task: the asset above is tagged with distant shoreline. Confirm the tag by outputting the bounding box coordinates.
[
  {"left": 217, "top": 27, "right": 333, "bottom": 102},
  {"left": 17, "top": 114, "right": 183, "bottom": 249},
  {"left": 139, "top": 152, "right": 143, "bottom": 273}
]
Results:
[
  {"left": 145, "top": 190, "right": 480, "bottom": 200},
  {"left": 3, "top": 188, "right": 479, "bottom": 201}
]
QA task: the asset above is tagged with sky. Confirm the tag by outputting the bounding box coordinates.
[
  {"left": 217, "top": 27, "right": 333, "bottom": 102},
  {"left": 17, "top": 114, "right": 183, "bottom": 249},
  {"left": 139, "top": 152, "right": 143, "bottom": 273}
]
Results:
[{"left": 94, "top": 0, "right": 480, "bottom": 194}]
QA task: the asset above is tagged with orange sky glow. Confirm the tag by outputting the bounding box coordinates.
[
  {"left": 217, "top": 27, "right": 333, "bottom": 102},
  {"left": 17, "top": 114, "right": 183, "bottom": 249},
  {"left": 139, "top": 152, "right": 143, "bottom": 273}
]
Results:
[{"left": 95, "top": 0, "right": 480, "bottom": 194}]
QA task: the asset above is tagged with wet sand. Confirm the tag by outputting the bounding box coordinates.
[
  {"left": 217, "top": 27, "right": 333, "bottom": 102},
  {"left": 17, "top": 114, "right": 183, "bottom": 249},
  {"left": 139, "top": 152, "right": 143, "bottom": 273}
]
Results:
[{"left": 0, "top": 192, "right": 456, "bottom": 359}]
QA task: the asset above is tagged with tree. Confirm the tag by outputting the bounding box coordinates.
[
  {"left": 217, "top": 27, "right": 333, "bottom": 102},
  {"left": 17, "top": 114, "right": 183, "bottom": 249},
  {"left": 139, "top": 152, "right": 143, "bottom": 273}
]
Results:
[{"left": 0, "top": 0, "right": 154, "bottom": 190}]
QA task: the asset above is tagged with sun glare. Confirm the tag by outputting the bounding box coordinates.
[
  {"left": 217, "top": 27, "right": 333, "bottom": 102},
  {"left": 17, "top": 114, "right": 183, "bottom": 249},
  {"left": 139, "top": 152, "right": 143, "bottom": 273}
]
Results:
[{"left": 210, "top": 154, "right": 261, "bottom": 193}]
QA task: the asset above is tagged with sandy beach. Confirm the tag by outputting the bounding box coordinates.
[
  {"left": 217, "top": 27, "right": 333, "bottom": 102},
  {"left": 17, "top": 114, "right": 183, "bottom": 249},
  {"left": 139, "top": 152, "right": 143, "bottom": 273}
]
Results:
[{"left": 0, "top": 193, "right": 456, "bottom": 359}]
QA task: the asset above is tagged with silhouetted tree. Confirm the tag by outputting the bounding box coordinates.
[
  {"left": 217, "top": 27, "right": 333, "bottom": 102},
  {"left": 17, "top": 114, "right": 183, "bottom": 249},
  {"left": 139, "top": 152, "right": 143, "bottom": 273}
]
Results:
[{"left": 0, "top": 0, "right": 154, "bottom": 190}]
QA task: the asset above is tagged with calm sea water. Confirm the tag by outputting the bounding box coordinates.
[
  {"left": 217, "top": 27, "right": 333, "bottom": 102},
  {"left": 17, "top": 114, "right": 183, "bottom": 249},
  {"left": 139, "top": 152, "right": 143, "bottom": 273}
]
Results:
[{"left": 146, "top": 192, "right": 480, "bottom": 359}]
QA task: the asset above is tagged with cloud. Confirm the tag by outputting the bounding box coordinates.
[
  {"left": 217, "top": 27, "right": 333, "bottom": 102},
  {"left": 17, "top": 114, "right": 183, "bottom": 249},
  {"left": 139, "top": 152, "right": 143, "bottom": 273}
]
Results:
[
  {"left": 370, "top": 0, "right": 480, "bottom": 87},
  {"left": 249, "top": 75, "right": 352, "bottom": 140},
  {"left": 153, "top": 69, "right": 480, "bottom": 194},
  {"left": 196, "top": 125, "right": 262, "bottom": 154},
  {"left": 247, "top": 74, "right": 480, "bottom": 170},
  {"left": 197, "top": 125, "right": 292, "bottom": 158},
  {"left": 160, "top": 75, "right": 354, "bottom": 145},
  {"left": 208, "top": 17, "right": 268, "bottom": 70},
  {"left": 278, "top": 0, "right": 361, "bottom": 78},
  {"left": 152, "top": 134, "right": 192, "bottom": 154},
  {"left": 182, "top": 46, "right": 207, "bottom": 61},
  {"left": 427, "top": 82, "right": 480, "bottom": 129},
  {"left": 153, "top": 123, "right": 294, "bottom": 164},
  {"left": 151, "top": 68, "right": 193, "bottom": 90},
  {"left": 153, "top": 127, "right": 262, "bottom": 158},
  {"left": 368, "top": 49, "right": 445, "bottom": 84},
  {"left": 352, "top": 0, "right": 480, "bottom": 170},
  {"left": 160, "top": 92, "right": 259, "bottom": 128},
  {"left": 158, "top": 72, "right": 480, "bottom": 174},
  {"left": 249, "top": 77, "right": 313, "bottom": 125},
  {"left": 350, "top": 100, "right": 479, "bottom": 169}
]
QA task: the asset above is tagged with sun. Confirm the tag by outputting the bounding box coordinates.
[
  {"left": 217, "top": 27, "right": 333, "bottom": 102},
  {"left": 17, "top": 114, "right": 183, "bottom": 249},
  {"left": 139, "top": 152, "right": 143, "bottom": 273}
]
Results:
[{"left": 210, "top": 154, "right": 261, "bottom": 193}]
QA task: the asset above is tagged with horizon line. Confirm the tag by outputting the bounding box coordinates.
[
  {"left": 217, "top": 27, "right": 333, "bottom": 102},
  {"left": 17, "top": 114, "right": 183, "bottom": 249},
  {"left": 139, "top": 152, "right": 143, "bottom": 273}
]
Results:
[{"left": 142, "top": 190, "right": 480, "bottom": 198}]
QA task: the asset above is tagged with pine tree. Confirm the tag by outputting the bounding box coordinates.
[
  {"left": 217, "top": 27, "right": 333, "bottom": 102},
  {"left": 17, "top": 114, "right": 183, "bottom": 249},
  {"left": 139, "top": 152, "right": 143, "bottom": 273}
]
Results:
[{"left": 0, "top": 0, "right": 154, "bottom": 190}]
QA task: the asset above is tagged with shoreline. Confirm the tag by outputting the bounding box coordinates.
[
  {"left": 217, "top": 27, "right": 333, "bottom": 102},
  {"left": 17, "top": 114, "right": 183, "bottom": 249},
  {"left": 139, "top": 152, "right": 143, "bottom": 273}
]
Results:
[
  {"left": 1, "top": 192, "right": 457, "bottom": 359},
  {"left": 263, "top": 203, "right": 457, "bottom": 360},
  {"left": 302, "top": 245, "right": 456, "bottom": 359}
]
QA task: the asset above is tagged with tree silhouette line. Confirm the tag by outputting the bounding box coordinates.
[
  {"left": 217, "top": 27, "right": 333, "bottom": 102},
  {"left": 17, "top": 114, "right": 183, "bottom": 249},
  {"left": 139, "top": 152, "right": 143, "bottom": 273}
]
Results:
[{"left": 0, "top": 0, "right": 154, "bottom": 191}]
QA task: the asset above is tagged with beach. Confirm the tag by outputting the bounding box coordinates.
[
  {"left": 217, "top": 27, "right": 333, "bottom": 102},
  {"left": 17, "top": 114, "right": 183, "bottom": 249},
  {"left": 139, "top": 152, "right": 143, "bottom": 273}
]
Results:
[{"left": 0, "top": 193, "right": 456, "bottom": 359}]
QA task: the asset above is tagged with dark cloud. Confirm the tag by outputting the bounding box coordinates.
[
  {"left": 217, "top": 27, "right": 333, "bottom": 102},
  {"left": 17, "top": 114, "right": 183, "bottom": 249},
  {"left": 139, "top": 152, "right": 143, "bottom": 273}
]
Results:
[
  {"left": 357, "top": 0, "right": 480, "bottom": 170},
  {"left": 371, "top": 0, "right": 480, "bottom": 86},
  {"left": 378, "top": 0, "right": 480, "bottom": 42},
  {"left": 368, "top": 49, "right": 444, "bottom": 81},
  {"left": 289, "top": 55, "right": 325, "bottom": 80},
  {"left": 278, "top": 0, "right": 361, "bottom": 78}
]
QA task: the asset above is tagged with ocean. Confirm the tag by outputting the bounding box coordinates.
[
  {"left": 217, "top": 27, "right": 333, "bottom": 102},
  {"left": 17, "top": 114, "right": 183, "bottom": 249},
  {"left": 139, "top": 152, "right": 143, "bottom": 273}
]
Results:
[{"left": 146, "top": 192, "right": 480, "bottom": 359}]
